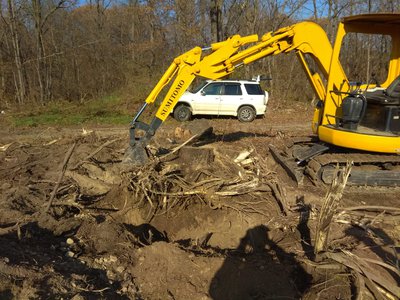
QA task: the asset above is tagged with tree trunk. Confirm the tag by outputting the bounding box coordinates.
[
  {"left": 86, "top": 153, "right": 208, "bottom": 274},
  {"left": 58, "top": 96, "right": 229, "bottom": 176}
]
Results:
[
  {"left": 33, "top": 0, "right": 47, "bottom": 104},
  {"left": 366, "top": 0, "right": 372, "bottom": 83},
  {"left": 210, "top": 0, "right": 222, "bottom": 42},
  {"left": 312, "top": 0, "right": 318, "bottom": 20},
  {"left": 7, "top": 0, "right": 26, "bottom": 104}
]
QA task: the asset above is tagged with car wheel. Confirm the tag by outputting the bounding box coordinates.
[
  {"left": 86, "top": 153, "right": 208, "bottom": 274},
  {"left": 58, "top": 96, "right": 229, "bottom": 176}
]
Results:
[
  {"left": 174, "top": 104, "right": 192, "bottom": 122},
  {"left": 237, "top": 105, "right": 256, "bottom": 122}
]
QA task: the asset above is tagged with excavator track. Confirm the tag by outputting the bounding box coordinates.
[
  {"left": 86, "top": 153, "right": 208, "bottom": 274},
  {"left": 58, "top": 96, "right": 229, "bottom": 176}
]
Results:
[
  {"left": 270, "top": 141, "right": 400, "bottom": 186},
  {"left": 306, "top": 153, "right": 400, "bottom": 186}
]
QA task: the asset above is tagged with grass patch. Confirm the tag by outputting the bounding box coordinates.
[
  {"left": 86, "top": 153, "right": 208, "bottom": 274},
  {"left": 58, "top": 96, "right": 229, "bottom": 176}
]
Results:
[{"left": 11, "top": 95, "right": 135, "bottom": 127}]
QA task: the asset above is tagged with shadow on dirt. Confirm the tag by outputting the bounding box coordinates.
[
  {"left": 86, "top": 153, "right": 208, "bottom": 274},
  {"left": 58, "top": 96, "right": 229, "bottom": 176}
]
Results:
[
  {"left": 193, "top": 131, "right": 274, "bottom": 147},
  {"left": 0, "top": 222, "right": 128, "bottom": 299},
  {"left": 0, "top": 289, "right": 13, "bottom": 300},
  {"left": 296, "top": 196, "right": 315, "bottom": 261},
  {"left": 189, "top": 115, "right": 265, "bottom": 122},
  {"left": 215, "top": 131, "right": 274, "bottom": 142},
  {"left": 208, "top": 225, "right": 312, "bottom": 300}
]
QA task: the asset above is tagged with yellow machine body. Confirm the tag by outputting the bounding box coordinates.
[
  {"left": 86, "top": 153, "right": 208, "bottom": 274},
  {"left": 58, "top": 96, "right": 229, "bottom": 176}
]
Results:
[{"left": 129, "top": 14, "right": 400, "bottom": 174}]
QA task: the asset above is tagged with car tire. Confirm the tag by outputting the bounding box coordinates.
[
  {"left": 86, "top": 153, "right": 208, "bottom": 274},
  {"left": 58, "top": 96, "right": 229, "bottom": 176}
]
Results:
[
  {"left": 237, "top": 105, "right": 256, "bottom": 122},
  {"left": 174, "top": 104, "right": 192, "bottom": 122}
]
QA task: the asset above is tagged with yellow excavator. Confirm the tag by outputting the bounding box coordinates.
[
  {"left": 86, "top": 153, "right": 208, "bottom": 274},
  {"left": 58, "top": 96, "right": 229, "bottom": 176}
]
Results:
[{"left": 126, "top": 13, "right": 400, "bottom": 186}]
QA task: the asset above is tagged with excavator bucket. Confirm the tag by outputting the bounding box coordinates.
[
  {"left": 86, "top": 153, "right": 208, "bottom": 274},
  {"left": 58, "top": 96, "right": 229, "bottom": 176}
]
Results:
[
  {"left": 123, "top": 141, "right": 149, "bottom": 165},
  {"left": 122, "top": 116, "right": 152, "bottom": 165}
]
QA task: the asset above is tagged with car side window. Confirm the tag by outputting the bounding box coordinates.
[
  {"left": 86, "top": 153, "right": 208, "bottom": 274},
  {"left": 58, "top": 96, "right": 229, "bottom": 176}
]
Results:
[
  {"left": 223, "top": 83, "right": 242, "bottom": 95},
  {"left": 245, "top": 84, "right": 264, "bottom": 95},
  {"left": 202, "top": 83, "right": 222, "bottom": 95}
]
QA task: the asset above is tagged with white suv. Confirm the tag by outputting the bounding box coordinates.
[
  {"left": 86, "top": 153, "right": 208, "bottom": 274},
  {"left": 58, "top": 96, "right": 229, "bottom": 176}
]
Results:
[{"left": 173, "top": 79, "right": 269, "bottom": 122}]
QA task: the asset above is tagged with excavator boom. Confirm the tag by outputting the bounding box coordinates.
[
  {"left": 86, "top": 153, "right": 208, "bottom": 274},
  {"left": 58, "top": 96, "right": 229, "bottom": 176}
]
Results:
[
  {"left": 126, "top": 34, "right": 260, "bottom": 163},
  {"left": 127, "top": 21, "right": 344, "bottom": 163}
]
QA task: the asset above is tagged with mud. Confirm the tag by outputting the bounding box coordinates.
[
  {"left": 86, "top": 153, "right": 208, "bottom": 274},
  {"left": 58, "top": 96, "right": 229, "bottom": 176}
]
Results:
[{"left": 0, "top": 104, "right": 399, "bottom": 299}]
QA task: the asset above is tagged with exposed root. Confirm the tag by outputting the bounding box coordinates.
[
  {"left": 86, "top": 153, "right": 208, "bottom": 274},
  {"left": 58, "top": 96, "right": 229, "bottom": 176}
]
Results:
[{"left": 117, "top": 144, "right": 286, "bottom": 221}]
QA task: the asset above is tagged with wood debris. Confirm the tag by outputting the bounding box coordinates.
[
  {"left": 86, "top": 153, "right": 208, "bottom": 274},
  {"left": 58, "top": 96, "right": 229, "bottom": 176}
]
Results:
[
  {"left": 314, "top": 162, "right": 352, "bottom": 254},
  {"left": 0, "top": 142, "right": 13, "bottom": 151}
]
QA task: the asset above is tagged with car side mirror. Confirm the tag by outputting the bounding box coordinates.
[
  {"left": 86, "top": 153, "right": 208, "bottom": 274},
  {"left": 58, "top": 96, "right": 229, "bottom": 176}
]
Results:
[{"left": 201, "top": 90, "right": 206, "bottom": 96}]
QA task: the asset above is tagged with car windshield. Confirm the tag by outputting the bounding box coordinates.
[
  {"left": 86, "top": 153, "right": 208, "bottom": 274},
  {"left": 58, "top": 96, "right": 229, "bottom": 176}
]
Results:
[{"left": 189, "top": 81, "right": 208, "bottom": 93}]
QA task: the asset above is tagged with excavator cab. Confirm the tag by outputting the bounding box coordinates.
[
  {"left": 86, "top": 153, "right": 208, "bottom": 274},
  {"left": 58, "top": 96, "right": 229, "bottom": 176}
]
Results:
[
  {"left": 360, "top": 75, "right": 400, "bottom": 133},
  {"left": 316, "top": 14, "right": 400, "bottom": 155}
]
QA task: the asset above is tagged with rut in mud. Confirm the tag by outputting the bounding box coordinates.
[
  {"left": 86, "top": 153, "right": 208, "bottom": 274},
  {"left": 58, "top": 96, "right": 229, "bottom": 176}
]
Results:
[{"left": 0, "top": 110, "right": 399, "bottom": 299}]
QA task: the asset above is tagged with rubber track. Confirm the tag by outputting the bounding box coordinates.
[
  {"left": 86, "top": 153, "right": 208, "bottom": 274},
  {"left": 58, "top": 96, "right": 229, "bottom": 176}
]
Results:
[{"left": 314, "top": 153, "right": 400, "bottom": 166}]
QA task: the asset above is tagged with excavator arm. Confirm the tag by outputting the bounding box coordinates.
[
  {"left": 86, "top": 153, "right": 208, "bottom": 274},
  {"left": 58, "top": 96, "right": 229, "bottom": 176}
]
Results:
[
  {"left": 126, "top": 34, "right": 259, "bottom": 162},
  {"left": 126, "top": 22, "right": 349, "bottom": 164}
]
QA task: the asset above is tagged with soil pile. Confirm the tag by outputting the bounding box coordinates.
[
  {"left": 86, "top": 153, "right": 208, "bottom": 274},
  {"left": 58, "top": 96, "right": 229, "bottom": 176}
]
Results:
[{"left": 0, "top": 114, "right": 399, "bottom": 299}]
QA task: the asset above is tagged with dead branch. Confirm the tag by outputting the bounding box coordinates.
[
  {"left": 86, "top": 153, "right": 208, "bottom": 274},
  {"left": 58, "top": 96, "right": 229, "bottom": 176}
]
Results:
[
  {"left": 341, "top": 206, "right": 400, "bottom": 213},
  {"left": 335, "top": 212, "right": 400, "bottom": 224},
  {"left": 0, "top": 212, "right": 40, "bottom": 235},
  {"left": 266, "top": 181, "right": 289, "bottom": 216},
  {"left": 158, "top": 134, "right": 198, "bottom": 161},
  {"left": 75, "top": 286, "right": 111, "bottom": 293},
  {"left": 364, "top": 276, "right": 387, "bottom": 300},
  {"left": 51, "top": 194, "right": 85, "bottom": 210},
  {"left": 45, "top": 142, "right": 77, "bottom": 213},
  {"left": 0, "top": 142, "right": 14, "bottom": 151},
  {"left": 354, "top": 272, "right": 367, "bottom": 300},
  {"left": 297, "top": 257, "right": 343, "bottom": 270},
  {"left": 360, "top": 257, "right": 400, "bottom": 277},
  {"left": 325, "top": 250, "right": 400, "bottom": 298},
  {"left": 71, "top": 137, "right": 121, "bottom": 169}
]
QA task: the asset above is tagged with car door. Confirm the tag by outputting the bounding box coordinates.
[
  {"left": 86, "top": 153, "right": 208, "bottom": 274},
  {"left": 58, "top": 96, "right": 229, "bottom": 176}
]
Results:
[
  {"left": 194, "top": 82, "right": 223, "bottom": 114},
  {"left": 218, "top": 83, "right": 243, "bottom": 115}
]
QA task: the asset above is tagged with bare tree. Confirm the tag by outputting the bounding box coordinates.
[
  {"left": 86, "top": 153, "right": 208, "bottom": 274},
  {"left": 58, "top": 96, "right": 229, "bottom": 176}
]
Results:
[
  {"left": 210, "top": 0, "right": 222, "bottom": 42},
  {"left": 0, "top": 0, "right": 396, "bottom": 107},
  {"left": 5, "top": 0, "right": 26, "bottom": 104},
  {"left": 29, "top": 0, "right": 72, "bottom": 103}
]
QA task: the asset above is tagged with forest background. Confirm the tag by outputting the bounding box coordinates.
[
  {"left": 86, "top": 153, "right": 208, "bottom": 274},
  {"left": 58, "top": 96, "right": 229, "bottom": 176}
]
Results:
[{"left": 1, "top": 0, "right": 399, "bottom": 126}]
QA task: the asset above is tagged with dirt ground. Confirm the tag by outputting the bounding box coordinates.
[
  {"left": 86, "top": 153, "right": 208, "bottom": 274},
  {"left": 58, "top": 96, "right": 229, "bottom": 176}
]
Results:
[{"left": 0, "top": 102, "right": 399, "bottom": 300}]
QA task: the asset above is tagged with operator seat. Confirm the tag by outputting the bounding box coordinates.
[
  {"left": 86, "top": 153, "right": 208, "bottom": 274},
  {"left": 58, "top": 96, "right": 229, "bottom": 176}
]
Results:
[
  {"left": 366, "top": 75, "right": 400, "bottom": 105},
  {"left": 361, "top": 75, "right": 400, "bottom": 133}
]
